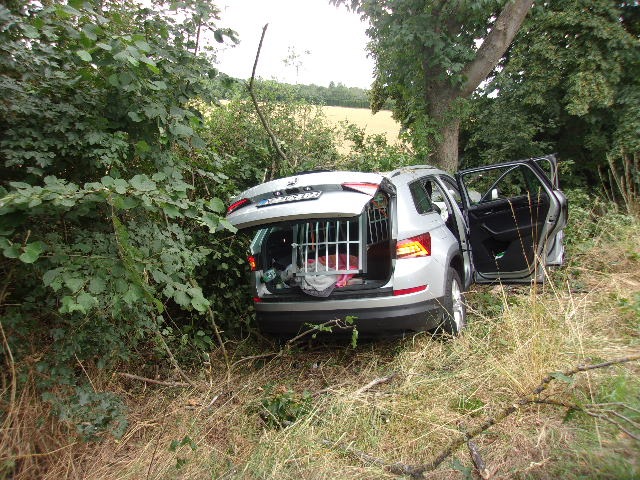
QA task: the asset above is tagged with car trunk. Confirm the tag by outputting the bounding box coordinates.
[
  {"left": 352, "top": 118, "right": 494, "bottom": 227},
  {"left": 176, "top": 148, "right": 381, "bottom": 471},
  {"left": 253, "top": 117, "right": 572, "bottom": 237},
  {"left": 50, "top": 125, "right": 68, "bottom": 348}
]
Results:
[{"left": 251, "top": 192, "right": 394, "bottom": 300}]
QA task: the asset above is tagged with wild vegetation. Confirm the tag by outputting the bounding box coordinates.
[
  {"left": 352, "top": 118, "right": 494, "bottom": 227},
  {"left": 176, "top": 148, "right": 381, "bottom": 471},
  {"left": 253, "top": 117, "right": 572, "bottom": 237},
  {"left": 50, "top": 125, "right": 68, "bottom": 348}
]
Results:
[
  {"left": 1, "top": 0, "right": 639, "bottom": 479},
  {"left": 218, "top": 77, "right": 380, "bottom": 110}
]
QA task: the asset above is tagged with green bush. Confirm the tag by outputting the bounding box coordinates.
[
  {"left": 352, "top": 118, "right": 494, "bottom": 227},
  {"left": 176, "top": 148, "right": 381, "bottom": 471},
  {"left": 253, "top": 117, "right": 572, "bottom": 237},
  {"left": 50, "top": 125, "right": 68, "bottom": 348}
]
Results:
[{"left": 0, "top": 0, "right": 235, "bottom": 435}]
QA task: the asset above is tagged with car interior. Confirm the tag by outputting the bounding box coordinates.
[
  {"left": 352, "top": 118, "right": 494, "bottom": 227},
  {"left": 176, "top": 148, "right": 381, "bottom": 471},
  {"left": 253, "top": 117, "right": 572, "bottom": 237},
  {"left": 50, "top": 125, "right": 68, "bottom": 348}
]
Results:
[{"left": 460, "top": 164, "right": 551, "bottom": 277}]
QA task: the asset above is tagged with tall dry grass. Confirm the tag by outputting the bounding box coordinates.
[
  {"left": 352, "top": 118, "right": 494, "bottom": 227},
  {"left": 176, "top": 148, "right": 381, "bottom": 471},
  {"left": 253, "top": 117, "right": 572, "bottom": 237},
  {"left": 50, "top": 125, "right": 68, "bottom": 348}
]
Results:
[{"left": 2, "top": 211, "right": 639, "bottom": 479}]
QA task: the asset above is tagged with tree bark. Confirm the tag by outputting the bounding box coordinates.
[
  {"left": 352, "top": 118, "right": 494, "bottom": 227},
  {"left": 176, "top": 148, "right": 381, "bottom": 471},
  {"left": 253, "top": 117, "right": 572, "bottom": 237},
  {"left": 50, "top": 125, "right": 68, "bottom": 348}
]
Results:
[
  {"left": 425, "top": 83, "right": 459, "bottom": 172},
  {"left": 433, "top": 117, "right": 460, "bottom": 172}
]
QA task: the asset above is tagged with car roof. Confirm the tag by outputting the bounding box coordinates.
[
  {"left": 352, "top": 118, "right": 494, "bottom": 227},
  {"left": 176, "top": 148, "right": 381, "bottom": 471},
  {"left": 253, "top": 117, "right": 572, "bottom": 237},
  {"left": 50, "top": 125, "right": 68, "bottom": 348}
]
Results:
[{"left": 383, "top": 165, "right": 451, "bottom": 183}]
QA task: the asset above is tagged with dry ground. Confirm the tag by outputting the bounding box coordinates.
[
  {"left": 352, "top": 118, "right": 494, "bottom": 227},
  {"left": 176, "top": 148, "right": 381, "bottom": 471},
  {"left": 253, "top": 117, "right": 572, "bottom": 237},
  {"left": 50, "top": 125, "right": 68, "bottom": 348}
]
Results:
[{"left": 2, "top": 210, "right": 639, "bottom": 479}]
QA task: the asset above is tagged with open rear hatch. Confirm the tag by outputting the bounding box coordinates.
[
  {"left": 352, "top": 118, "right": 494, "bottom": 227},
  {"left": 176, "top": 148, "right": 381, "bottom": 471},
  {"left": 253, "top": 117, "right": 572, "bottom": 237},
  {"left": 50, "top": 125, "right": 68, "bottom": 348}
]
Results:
[{"left": 226, "top": 172, "right": 396, "bottom": 299}]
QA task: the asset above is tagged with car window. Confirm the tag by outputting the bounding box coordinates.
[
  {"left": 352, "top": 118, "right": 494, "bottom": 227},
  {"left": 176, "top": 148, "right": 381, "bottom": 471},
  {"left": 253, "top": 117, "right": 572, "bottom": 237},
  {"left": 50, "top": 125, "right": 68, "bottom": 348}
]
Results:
[
  {"left": 440, "top": 177, "right": 463, "bottom": 208},
  {"left": 424, "top": 178, "right": 450, "bottom": 221},
  {"left": 409, "top": 180, "right": 433, "bottom": 214},
  {"left": 461, "top": 164, "right": 548, "bottom": 205}
]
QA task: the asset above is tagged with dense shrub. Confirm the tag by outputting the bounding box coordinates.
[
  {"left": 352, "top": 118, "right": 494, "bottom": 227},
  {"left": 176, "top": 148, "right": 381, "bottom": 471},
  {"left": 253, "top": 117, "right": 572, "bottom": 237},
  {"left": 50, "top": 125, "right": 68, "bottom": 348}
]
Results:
[{"left": 0, "top": 0, "right": 236, "bottom": 435}]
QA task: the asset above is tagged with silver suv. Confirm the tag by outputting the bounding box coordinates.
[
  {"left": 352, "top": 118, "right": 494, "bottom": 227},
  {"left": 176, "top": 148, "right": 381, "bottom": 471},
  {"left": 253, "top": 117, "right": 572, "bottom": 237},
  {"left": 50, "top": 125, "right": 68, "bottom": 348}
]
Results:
[{"left": 226, "top": 155, "right": 567, "bottom": 336}]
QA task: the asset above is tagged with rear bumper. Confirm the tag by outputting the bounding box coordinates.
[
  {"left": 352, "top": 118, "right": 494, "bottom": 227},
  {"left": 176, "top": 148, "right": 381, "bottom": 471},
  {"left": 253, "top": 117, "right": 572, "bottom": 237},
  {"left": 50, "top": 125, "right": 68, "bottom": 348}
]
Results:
[{"left": 256, "top": 297, "right": 444, "bottom": 336}]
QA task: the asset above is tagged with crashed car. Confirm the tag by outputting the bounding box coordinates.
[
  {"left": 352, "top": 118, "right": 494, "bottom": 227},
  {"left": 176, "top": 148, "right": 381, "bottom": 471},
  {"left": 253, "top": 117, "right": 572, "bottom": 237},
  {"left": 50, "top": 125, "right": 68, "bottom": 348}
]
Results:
[{"left": 225, "top": 155, "right": 567, "bottom": 336}]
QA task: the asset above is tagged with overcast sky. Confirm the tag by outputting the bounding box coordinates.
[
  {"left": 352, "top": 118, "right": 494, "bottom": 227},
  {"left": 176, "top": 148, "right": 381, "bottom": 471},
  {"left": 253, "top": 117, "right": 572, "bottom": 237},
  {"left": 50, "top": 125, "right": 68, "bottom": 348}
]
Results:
[{"left": 215, "top": 0, "right": 375, "bottom": 88}]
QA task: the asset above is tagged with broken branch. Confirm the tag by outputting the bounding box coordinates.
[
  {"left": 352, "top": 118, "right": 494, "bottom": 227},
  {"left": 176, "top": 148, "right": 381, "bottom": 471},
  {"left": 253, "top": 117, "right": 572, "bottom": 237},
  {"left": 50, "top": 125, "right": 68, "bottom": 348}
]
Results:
[
  {"left": 247, "top": 23, "right": 289, "bottom": 179},
  {"left": 353, "top": 373, "right": 396, "bottom": 396},
  {"left": 467, "top": 440, "right": 490, "bottom": 480},
  {"left": 118, "top": 372, "right": 191, "bottom": 388},
  {"left": 322, "top": 354, "right": 640, "bottom": 478}
]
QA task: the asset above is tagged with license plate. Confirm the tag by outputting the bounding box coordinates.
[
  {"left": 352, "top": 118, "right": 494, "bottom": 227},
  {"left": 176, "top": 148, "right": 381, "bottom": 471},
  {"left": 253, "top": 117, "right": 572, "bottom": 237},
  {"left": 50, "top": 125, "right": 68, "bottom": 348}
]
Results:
[{"left": 257, "top": 191, "right": 322, "bottom": 207}]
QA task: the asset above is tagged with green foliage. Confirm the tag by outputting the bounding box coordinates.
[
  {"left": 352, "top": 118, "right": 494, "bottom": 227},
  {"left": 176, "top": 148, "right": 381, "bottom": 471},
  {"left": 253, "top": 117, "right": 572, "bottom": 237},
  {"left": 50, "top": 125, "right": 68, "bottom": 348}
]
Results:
[
  {"left": 42, "top": 386, "right": 128, "bottom": 441},
  {"left": 461, "top": 0, "right": 640, "bottom": 192},
  {"left": 338, "top": 123, "right": 415, "bottom": 172},
  {"left": 0, "top": 0, "right": 237, "bottom": 436},
  {"left": 219, "top": 78, "right": 378, "bottom": 109},
  {"left": 562, "top": 189, "right": 636, "bottom": 257},
  {"left": 337, "top": 0, "right": 527, "bottom": 166},
  {"left": 453, "top": 394, "right": 485, "bottom": 416},
  {"left": 259, "top": 385, "right": 313, "bottom": 429},
  {"left": 169, "top": 435, "right": 198, "bottom": 470},
  {"left": 204, "top": 81, "right": 342, "bottom": 180}
]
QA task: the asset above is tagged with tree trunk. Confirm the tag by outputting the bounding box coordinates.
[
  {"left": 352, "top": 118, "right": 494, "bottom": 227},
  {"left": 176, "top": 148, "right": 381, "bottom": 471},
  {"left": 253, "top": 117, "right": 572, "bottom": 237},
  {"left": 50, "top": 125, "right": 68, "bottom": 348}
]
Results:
[
  {"left": 433, "top": 118, "right": 460, "bottom": 173},
  {"left": 425, "top": 85, "right": 459, "bottom": 172}
]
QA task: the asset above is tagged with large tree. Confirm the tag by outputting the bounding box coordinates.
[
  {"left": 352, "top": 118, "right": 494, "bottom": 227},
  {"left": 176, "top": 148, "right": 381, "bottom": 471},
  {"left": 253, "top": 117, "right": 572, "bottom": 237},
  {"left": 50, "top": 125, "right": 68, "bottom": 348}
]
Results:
[
  {"left": 461, "top": 0, "right": 640, "bottom": 204},
  {"left": 338, "top": 0, "right": 534, "bottom": 171}
]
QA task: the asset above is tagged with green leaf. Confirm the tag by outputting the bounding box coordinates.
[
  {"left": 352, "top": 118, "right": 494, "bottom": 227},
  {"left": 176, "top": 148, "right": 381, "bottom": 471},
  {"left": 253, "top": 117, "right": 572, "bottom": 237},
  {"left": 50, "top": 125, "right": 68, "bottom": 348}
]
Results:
[
  {"left": 135, "top": 140, "right": 151, "bottom": 154},
  {"left": 162, "top": 204, "right": 181, "bottom": 218},
  {"left": 43, "top": 268, "right": 64, "bottom": 291},
  {"left": 134, "top": 40, "right": 151, "bottom": 52},
  {"left": 76, "top": 50, "right": 93, "bottom": 62},
  {"left": 113, "top": 179, "right": 128, "bottom": 194},
  {"left": 123, "top": 284, "right": 144, "bottom": 305},
  {"left": 20, "top": 24, "right": 40, "bottom": 39},
  {"left": 77, "top": 292, "right": 98, "bottom": 311},
  {"left": 65, "top": 277, "right": 85, "bottom": 293},
  {"left": 149, "top": 80, "right": 167, "bottom": 91},
  {"left": 60, "top": 296, "right": 86, "bottom": 314},
  {"left": 19, "top": 241, "right": 46, "bottom": 263},
  {"left": 200, "top": 213, "right": 219, "bottom": 233},
  {"left": 207, "top": 198, "right": 225, "bottom": 213},
  {"left": 218, "top": 218, "right": 238, "bottom": 234},
  {"left": 61, "top": 5, "right": 82, "bottom": 16},
  {"left": 3, "top": 243, "right": 20, "bottom": 259},
  {"left": 173, "top": 290, "right": 190, "bottom": 307},
  {"left": 82, "top": 24, "right": 98, "bottom": 41},
  {"left": 169, "top": 123, "right": 193, "bottom": 137},
  {"left": 128, "top": 111, "right": 143, "bottom": 122},
  {"left": 129, "top": 175, "right": 156, "bottom": 192},
  {"left": 96, "top": 42, "right": 112, "bottom": 51},
  {"left": 187, "top": 286, "right": 209, "bottom": 313},
  {"left": 88, "top": 276, "right": 106, "bottom": 294},
  {"left": 190, "top": 294, "right": 210, "bottom": 313}
]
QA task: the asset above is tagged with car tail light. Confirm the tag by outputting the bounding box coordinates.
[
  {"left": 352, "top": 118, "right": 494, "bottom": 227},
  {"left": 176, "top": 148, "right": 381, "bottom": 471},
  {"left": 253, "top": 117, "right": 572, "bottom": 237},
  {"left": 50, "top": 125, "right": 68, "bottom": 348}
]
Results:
[
  {"left": 227, "top": 198, "right": 250, "bottom": 215},
  {"left": 252, "top": 296, "right": 262, "bottom": 303},
  {"left": 396, "top": 233, "right": 431, "bottom": 258},
  {"left": 247, "top": 255, "right": 259, "bottom": 271},
  {"left": 342, "top": 182, "right": 379, "bottom": 196},
  {"left": 393, "top": 285, "right": 427, "bottom": 296}
]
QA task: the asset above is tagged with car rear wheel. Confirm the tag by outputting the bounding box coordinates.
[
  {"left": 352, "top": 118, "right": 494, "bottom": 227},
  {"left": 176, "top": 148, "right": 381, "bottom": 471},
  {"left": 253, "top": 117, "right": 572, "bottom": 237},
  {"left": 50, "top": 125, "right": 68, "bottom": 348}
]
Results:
[{"left": 441, "top": 267, "right": 466, "bottom": 335}]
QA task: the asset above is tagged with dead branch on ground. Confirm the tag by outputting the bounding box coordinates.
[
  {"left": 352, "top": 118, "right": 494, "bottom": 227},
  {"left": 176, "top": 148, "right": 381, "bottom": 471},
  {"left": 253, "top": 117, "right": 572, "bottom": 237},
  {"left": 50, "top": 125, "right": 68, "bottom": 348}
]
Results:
[
  {"left": 322, "top": 354, "right": 640, "bottom": 479},
  {"left": 230, "top": 318, "right": 357, "bottom": 369},
  {"left": 467, "top": 440, "right": 491, "bottom": 479},
  {"left": 352, "top": 373, "right": 396, "bottom": 396},
  {"left": 118, "top": 372, "right": 191, "bottom": 388},
  {"left": 155, "top": 330, "right": 199, "bottom": 390}
]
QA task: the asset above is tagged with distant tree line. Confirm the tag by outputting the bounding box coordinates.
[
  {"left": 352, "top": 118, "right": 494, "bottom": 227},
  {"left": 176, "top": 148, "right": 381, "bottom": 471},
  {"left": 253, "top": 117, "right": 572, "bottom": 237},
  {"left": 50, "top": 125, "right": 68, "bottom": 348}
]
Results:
[{"left": 212, "top": 75, "right": 394, "bottom": 110}]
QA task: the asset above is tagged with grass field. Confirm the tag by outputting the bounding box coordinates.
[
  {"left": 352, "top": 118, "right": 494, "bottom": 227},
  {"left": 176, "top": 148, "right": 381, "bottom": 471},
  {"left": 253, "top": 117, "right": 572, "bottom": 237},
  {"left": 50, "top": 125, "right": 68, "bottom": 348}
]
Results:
[
  {"left": 5, "top": 198, "right": 639, "bottom": 479},
  {"left": 322, "top": 106, "right": 402, "bottom": 146}
]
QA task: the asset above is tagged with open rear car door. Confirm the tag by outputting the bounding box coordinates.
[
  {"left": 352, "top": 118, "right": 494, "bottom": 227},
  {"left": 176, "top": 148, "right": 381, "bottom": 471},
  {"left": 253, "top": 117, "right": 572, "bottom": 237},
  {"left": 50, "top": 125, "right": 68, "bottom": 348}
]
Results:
[
  {"left": 225, "top": 171, "right": 391, "bottom": 230},
  {"left": 456, "top": 155, "right": 567, "bottom": 283}
]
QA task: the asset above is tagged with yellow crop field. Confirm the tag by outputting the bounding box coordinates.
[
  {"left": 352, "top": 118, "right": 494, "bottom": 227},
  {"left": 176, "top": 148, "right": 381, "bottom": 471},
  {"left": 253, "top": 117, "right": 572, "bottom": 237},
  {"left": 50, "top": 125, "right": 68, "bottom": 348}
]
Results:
[{"left": 322, "top": 105, "right": 402, "bottom": 146}]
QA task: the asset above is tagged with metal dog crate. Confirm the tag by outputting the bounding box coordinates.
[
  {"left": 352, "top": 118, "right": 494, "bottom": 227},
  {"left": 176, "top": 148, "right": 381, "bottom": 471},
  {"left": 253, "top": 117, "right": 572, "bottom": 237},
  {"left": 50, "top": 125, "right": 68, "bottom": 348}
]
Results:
[{"left": 292, "top": 194, "right": 389, "bottom": 276}]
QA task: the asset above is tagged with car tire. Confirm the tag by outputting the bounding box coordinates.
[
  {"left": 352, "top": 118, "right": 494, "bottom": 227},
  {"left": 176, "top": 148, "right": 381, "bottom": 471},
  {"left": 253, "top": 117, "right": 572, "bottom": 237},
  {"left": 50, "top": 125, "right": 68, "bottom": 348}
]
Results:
[{"left": 440, "top": 267, "right": 466, "bottom": 335}]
